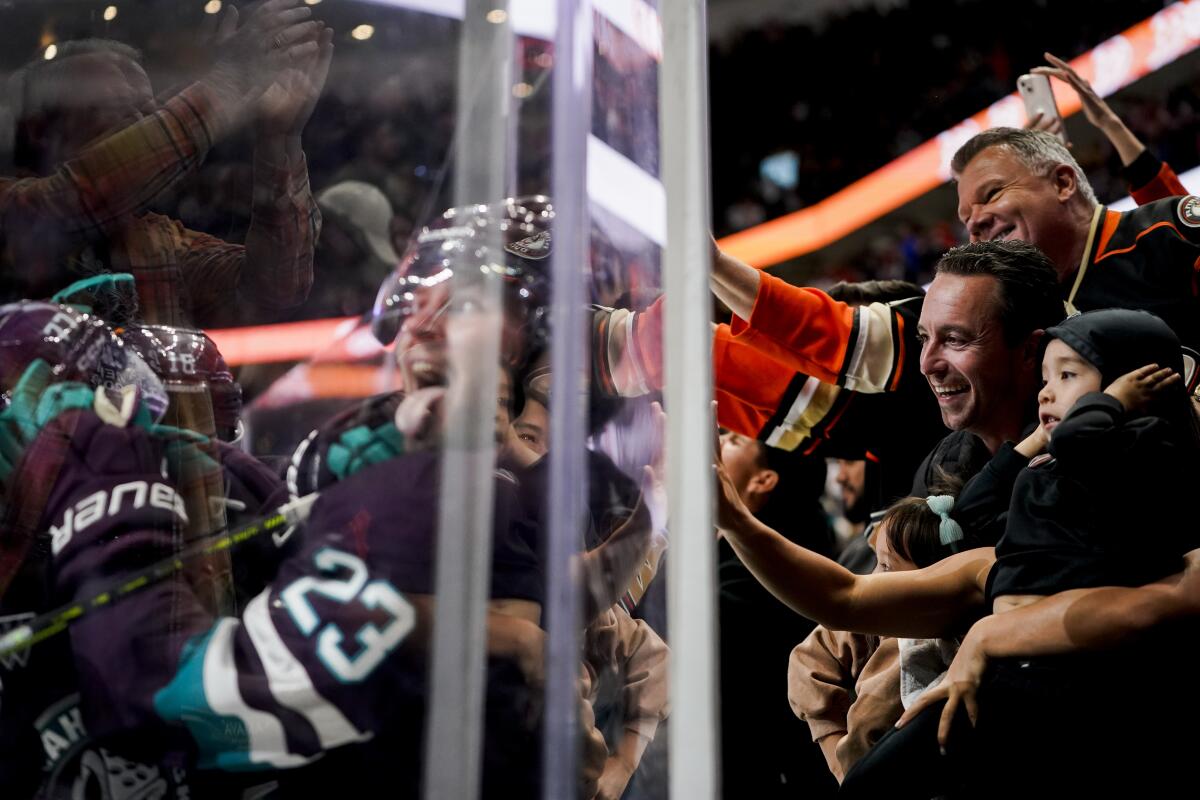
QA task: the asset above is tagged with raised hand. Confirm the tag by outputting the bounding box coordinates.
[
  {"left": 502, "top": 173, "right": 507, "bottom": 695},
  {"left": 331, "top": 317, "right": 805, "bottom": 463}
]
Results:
[
  {"left": 1014, "top": 421, "right": 1050, "bottom": 459},
  {"left": 1031, "top": 51, "right": 1145, "bottom": 166},
  {"left": 713, "top": 421, "right": 752, "bottom": 534},
  {"left": 209, "top": 0, "right": 323, "bottom": 101},
  {"left": 1031, "top": 52, "right": 1117, "bottom": 131},
  {"left": 642, "top": 401, "right": 668, "bottom": 538},
  {"left": 1103, "top": 363, "right": 1181, "bottom": 414},
  {"left": 1024, "top": 108, "right": 1066, "bottom": 140},
  {"left": 393, "top": 386, "right": 448, "bottom": 450},
  {"left": 257, "top": 25, "right": 335, "bottom": 138}
]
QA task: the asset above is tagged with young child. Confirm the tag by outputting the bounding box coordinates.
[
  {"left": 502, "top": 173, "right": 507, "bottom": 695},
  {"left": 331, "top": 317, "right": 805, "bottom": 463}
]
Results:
[
  {"left": 789, "top": 492, "right": 962, "bottom": 782},
  {"left": 965, "top": 307, "right": 1200, "bottom": 602},
  {"left": 838, "top": 308, "right": 1200, "bottom": 797}
]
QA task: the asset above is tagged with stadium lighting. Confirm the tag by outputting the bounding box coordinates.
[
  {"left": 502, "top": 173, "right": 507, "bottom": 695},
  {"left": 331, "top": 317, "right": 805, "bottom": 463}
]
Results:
[
  {"left": 204, "top": 1, "right": 222, "bottom": 15},
  {"left": 205, "top": 3, "right": 1200, "bottom": 367},
  {"left": 43, "top": 43, "right": 57, "bottom": 60},
  {"left": 103, "top": 5, "right": 118, "bottom": 21},
  {"left": 351, "top": 24, "right": 375, "bottom": 40}
]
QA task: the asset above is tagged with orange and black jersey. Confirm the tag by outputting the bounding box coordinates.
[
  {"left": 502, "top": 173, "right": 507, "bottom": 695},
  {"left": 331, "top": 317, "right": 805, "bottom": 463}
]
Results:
[
  {"left": 711, "top": 275, "right": 944, "bottom": 489},
  {"left": 1069, "top": 195, "right": 1200, "bottom": 360},
  {"left": 592, "top": 278, "right": 946, "bottom": 503}
]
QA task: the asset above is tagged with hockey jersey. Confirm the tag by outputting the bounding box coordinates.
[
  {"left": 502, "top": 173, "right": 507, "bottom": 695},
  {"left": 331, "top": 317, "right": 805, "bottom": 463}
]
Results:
[
  {"left": 1069, "top": 195, "right": 1200, "bottom": 369},
  {"left": 2, "top": 409, "right": 546, "bottom": 797},
  {"left": 0, "top": 434, "right": 295, "bottom": 797},
  {"left": 593, "top": 288, "right": 948, "bottom": 505}
]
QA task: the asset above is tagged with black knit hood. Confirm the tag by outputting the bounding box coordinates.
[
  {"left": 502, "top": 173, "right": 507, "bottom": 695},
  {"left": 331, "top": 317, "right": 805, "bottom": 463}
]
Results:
[{"left": 1044, "top": 308, "right": 1183, "bottom": 388}]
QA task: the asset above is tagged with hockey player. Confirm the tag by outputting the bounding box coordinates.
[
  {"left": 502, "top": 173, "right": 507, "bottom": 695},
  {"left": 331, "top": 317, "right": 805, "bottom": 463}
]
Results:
[{"left": 0, "top": 198, "right": 615, "bottom": 797}]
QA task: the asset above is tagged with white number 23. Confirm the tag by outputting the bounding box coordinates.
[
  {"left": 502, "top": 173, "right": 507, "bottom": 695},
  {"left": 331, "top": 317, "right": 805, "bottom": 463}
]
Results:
[{"left": 280, "top": 548, "right": 415, "bottom": 683}]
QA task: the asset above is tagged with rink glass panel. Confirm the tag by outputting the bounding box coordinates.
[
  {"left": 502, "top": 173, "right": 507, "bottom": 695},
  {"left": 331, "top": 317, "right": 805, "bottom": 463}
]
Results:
[{"left": 0, "top": 1, "right": 673, "bottom": 798}]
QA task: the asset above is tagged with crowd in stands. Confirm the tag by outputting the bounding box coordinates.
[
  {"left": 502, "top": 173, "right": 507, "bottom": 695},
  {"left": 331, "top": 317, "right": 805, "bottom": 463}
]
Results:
[
  {"left": 709, "top": 0, "right": 1176, "bottom": 235},
  {"left": 3, "top": 0, "right": 1200, "bottom": 798},
  {"left": 10, "top": 0, "right": 1188, "bottom": 323}
]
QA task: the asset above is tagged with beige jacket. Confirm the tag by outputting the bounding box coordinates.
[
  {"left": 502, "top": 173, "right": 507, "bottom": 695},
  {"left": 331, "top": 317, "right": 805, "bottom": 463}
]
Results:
[
  {"left": 787, "top": 627, "right": 902, "bottom": 782},
  {"left": 583, "top": 606, "right": 671, "bottom": 741}
]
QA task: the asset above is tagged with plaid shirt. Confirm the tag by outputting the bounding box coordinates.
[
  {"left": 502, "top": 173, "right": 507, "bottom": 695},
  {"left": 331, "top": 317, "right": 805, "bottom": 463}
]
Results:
[{"left": 0, "top": 81, "right": 319, "bottom": 327}]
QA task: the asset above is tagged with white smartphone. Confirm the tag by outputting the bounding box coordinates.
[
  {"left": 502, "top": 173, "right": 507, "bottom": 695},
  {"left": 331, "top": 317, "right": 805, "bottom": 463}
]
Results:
[{"left": 1017, "top": 73, "right": 1068, "bottom": 145}]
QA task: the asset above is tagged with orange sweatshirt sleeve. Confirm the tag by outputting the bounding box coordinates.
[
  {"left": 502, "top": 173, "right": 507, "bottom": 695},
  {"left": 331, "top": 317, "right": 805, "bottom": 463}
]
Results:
[
  {"left": 730, "top": 273, "right": 908, "bottom": 394},
  {"left": 591, "top": 280, "right": 920, "bottom": 451}
]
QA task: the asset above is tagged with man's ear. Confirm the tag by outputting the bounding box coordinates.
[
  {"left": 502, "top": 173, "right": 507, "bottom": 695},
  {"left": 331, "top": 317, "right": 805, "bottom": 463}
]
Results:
[{"left": 1052, "top": 164, "right": 1078, "bottom": 202}]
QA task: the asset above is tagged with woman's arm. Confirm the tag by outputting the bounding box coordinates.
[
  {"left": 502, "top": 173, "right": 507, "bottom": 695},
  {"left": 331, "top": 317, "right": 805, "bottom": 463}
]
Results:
[
  {"left": 717, "top": 457, "right": 992, "bottom": 637},
  {"left": 721, "top": 516, "right": 991, "bottom": 637}
]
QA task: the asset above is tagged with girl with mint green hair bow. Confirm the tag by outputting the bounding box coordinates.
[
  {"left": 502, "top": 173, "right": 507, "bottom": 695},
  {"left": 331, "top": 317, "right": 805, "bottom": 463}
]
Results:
[
  {"left": 869, "top": 494, "right": 964, "bottom": 573},
  {"left": 924, "top": 495, "right": 964, "bottom": 546}
]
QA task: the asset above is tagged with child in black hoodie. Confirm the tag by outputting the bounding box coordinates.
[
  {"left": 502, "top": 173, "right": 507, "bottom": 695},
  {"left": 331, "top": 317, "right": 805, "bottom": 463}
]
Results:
[{"left": 958, "top": 308, "right": 1200, "bottom": 601}]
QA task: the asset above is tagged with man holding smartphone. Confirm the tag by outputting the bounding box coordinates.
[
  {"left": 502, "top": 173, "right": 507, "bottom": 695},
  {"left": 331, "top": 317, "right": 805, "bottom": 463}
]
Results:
[{"left": 951, "top": 126, "right": 1200, "bottom": 363}]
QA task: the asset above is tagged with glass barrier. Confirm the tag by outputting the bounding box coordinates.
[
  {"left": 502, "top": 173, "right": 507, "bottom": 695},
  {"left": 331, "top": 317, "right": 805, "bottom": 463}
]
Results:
[{"left": 0, "top": 1, "right": 687, "bottom": 798}]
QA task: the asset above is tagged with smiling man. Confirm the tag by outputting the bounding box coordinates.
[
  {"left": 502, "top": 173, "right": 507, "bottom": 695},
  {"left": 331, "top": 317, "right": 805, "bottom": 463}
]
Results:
[
  {"left": 676, "top": 128, "right": 1200, "bottom": 491},
  {"left": 593, "top": 238, "right": 1060, "bottom": 518},
  {"left": 711, "top": 239, "right": 1060, "bottom": 485},
  {"left": 952, "top": 128, "right": 1200, "bottom": 359},
  {"left": 914, "top": 242, "right": 1057, "bottom": 454}
]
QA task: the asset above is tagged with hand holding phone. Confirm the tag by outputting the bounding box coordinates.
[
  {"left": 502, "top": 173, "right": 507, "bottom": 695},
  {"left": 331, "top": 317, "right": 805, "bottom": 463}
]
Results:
[{"left": 1018, "top": 72, "right": 1068, "bottom": 145}]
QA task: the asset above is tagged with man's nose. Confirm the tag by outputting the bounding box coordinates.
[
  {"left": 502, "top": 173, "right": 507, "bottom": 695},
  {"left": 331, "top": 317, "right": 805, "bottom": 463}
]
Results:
[
  {"left": 919, "top": 342, "right": 943, "bottom": 377},
  {"left": 965, "top": 206, "right": 992, "bottom": 242}
]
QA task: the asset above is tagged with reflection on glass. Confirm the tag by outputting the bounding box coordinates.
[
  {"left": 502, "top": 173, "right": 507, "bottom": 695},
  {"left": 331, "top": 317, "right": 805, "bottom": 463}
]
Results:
[{"left": 0, "top": 1, "right": 679, "bottom": 797}]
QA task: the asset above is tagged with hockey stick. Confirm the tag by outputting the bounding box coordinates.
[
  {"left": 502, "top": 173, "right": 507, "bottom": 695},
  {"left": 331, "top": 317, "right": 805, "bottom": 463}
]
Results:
[{"left": 0, "top": 493, "right": 318, "bottom": 659}]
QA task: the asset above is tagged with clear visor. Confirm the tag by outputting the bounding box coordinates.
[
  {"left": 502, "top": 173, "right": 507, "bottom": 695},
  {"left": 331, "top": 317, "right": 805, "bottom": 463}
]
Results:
[{"left": 371, "top": 244, "right": 543, "bottom": 369}]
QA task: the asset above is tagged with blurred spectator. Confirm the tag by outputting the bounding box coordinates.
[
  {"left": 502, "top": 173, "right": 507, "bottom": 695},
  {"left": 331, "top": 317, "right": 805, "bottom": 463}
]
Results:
[
  {"left": 830, "top": 458, "right": 877, "bottom": 575},
  {"left": 296, "top": 179, "right": 400, "bottom": 319},
  {"left": 1, "top": 9, "right": 331, "bottom": 328},
  {"left": 717, "top": 430, "right": 838, "bottom": 799}
]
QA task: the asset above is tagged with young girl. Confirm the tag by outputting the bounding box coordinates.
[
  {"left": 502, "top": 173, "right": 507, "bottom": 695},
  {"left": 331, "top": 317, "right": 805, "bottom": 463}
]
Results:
[
  {"left": 788, "top": 493, "right": 961, "bottom": 783},
  {"left": 717, "top": 308, "right": 1200, "bottom": 797}
]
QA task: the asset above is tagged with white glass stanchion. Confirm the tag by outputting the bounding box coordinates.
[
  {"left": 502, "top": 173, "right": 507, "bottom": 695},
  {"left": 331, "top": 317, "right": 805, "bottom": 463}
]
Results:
[
  {"left": 660, "top": 1, "right": 720, "bottom": 798},
  {"left": 542, "top": 1, "right": 592, "bottom": 798},
  {"left": 422, "top": 2, "right": 512, "bottom": 798}
]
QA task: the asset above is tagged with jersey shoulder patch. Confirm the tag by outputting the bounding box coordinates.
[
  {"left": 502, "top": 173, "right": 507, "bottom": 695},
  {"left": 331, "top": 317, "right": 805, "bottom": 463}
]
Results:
[{"left": 1176, "top": 195, "right": 1200, "bottom": 228}]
